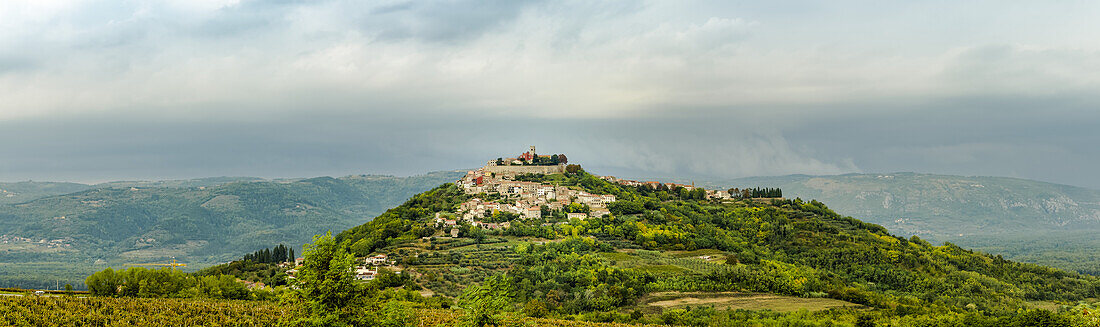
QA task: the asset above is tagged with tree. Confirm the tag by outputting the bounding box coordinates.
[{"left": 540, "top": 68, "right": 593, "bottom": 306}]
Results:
[
  {"left": 379, "top": 301, "right": 416, "bottom": 327},
  {"left": 64, "top": 283, "right": 73, "bottom": 295},
  {"left": 558, "top": 154, "right": 568, "bottom": 164},
  {"left": 458, "top": 274, "right": 515, "bottom": 327},
  {"left": 86, "top": 268, "right": 120, "bottom": 296},
  {"left": 608, "top": 200, "right": 644, "bottom": 215},
  {"left": 289, "top": 231, "right": 368, "bottom": 326},
  {"left": 690, "top": 188, "right": 706, "bottom": 200},
  {"left": 565, "top": 164, "right": 582, "bottom": 175},
  {"left": 855, "top": 315, "right": 875, "bottom": 327},
  {"left": 523, "top": 299, "right": 549, "bottom": 318}
]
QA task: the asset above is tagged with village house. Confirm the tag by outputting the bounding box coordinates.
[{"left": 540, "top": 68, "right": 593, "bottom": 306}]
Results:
[
  {"left": 523, "top": 206, "right": 542, "bottom": 219},
  {"left": 365, "top": 254, "right": 390, "bottom": 266},
  {"left": 355, "top": 266, "right": 377, "bottom": 281},
  {"left": 706, "top": 190, "right": 731, "bottom": 200},
  {"left": 591, "top": 208, "right": 611, "bottom": 218},
  {"left": 566, "top": 212, "right": 588, "bottom": 220},
  {"left": 547, "top": 200, "right": 567, "bottom": 211}
]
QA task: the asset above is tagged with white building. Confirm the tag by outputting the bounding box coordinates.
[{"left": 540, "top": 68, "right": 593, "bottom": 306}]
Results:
[{"left": 566, "top": 212, "right": 588, "bottom": 220}]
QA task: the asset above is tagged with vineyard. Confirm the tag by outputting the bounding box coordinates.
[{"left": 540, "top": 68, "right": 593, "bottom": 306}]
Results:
[
  {"left": 409, "top": 244, "right": 523, "bottom": 297},
  {"left": 414, "top": 309, "right": 659, "bottom": 327},
  {"left": 0, "top": 296, "right": 285, "bottom": 326},
  {"left": 0, "top": 296, "right": 659, "bottom": 327}
]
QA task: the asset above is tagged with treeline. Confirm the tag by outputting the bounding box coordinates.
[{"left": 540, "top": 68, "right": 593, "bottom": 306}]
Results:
[
  {"left": 242, "top": 244, "right": 295, "bottom": 264},
  {"left": 85, "top": 267, "right": 266, "bottom": 300},
  {"left": 728, "top": 187, "right": 782, "bottom": 199},
  {"left": 195, "top": 260, "right": 289, "bottom": 287},
  {"left": 498, "top": 153, "right": 569, "bottom": 166}
]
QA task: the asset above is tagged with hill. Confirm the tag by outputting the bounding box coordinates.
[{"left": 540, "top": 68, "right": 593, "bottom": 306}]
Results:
[
  {"left": 318, "top": 166, "right": 1100, "bottom": 325},
  {"left": 0, "top": 171, "right": 464, "bottom": 289},
  {"left": 696, "top": 173, "right": 1100, "bottom": 274},
  {"left": 0, "top": 181, "right": 93, "bottom": 205}
]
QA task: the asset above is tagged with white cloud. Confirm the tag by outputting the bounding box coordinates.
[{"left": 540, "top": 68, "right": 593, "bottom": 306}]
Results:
[
  {"left": 3, "top": 1, "right": 1100, "bottom": 121},
  {"left": 2, "top": 1, "right": 1100, "bottom": 186}
]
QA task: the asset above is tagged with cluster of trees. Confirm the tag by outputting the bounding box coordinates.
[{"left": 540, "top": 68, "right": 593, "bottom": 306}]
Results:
[
  {"left": 242, "top": 244, "right": 295, "bottom": 264},
  {"left": 613, "top": 182, "right": 710, "bottom": 201},
  {"left": 84, "top": 232, "right": 451, "bottom": 326},
  {"left": 510, "top": 237, "right": 654, "bottom": 314},
  {"left": 280, "top": 232, "right": 452, "bottom": 326},
  {"left": 194, "top": 259, "right": 290, "bottom": 287},
  {"left": 85, "top": 267, "right": 257, "bottom": 300},
  {"left": 530, "top": 154, "right": 568, "bottom": 166},
  {"left": 497, "top": 154, "right": 569, "bottom": 166},
  {"left": 728, "top": 187, "right": 783, "bottom": 199}
]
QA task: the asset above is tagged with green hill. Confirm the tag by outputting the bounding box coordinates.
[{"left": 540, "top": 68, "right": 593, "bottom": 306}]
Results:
[
  {"left": 320, "top": 169, "right": 1100, "bottom": 325},
  {"left": 0, "top": 171, "right": 464, "bottom": 289},
  {"left": 0, "top": 181, "right": 92, "bottom": 204},
  {"left": 696, "top": 173, "right": 1100, "bottom": 274}
]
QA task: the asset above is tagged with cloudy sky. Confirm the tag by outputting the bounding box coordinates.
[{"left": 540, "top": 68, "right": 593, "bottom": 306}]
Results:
[{"left": 2, "top": 1, "right": 1100, "bottom": 187}]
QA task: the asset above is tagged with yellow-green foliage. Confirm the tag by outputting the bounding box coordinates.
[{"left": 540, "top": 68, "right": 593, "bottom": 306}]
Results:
[
  {"left": 0, "top": 296, "right": 668, "bottom": 327},
  {"left": 0, "top": 296, "right": 284, "bottom": 326}
]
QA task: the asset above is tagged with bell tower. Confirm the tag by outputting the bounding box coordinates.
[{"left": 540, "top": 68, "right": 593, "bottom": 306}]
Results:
[{"left": 529, "top": 145, "right": 536, "bottom": 155}]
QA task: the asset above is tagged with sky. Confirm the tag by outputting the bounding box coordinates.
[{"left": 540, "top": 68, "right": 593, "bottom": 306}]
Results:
[{"left": 2, "top": 0, "right": 1100, "bottom": 187}]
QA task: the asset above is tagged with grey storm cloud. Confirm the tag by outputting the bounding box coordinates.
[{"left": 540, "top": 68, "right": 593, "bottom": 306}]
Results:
[
  {"left": 360, "top": 0, "right": 544, "bottom": 43},
  {"left": 1, "top": 1, "right": 1100, "bottom": 188}
]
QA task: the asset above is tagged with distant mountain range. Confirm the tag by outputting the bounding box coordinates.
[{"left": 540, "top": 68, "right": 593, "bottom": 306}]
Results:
[
  {"left": 0, "top": 171, "right": 464, "bottom": 289},
  {"left": 698, "top": 172, "right": 1100, "bottom": 274},
  {"left": 701, "top": 173, "right": 1100, "bottom": 237}
]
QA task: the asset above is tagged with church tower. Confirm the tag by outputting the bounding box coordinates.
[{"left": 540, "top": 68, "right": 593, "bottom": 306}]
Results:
[{"left": 529, "top": 145, "right": 536, "bottom": 155}]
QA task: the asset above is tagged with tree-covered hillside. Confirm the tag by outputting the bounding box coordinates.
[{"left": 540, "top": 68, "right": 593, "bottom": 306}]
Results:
[
  {"left": 0, "top": 171, "right": 463, "bottom": 289},
  {"left": 333, "top": 169, "right": 1100, "bottom": 325},
  {"left": 0, "top": 181, "right": 92, "bottom": 205},
  {"left": 699, "top": 173, "right": 1100, "bottom": 274}
]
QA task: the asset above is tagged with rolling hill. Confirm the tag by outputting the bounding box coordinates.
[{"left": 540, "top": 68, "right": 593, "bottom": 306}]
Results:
[
  {"left": 0, "top": 181, "right": 93, "bottom": 205},
  {"left": 0, "top": 171, "right": 464, "bottom": 289},
  {"left": 319, "top": 168, "right": 1100, "bottom": 325},
  {"left": 698, "top": 173, "right": 1100, "bottom": 274}
]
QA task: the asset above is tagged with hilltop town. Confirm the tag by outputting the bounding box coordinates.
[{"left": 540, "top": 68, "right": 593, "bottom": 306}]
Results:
[{"left": 437, "top": 146, "right": 741, "bottom": 238}]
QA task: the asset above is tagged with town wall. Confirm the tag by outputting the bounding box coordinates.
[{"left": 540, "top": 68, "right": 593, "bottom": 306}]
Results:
[{"left": 484, "top": 165, "right": 566, "bottom": 175}]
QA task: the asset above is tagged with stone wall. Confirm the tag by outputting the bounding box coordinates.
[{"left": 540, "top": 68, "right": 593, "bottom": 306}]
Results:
[{"left": 484, "top": 165, "right": 566, "bottom": 175}]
